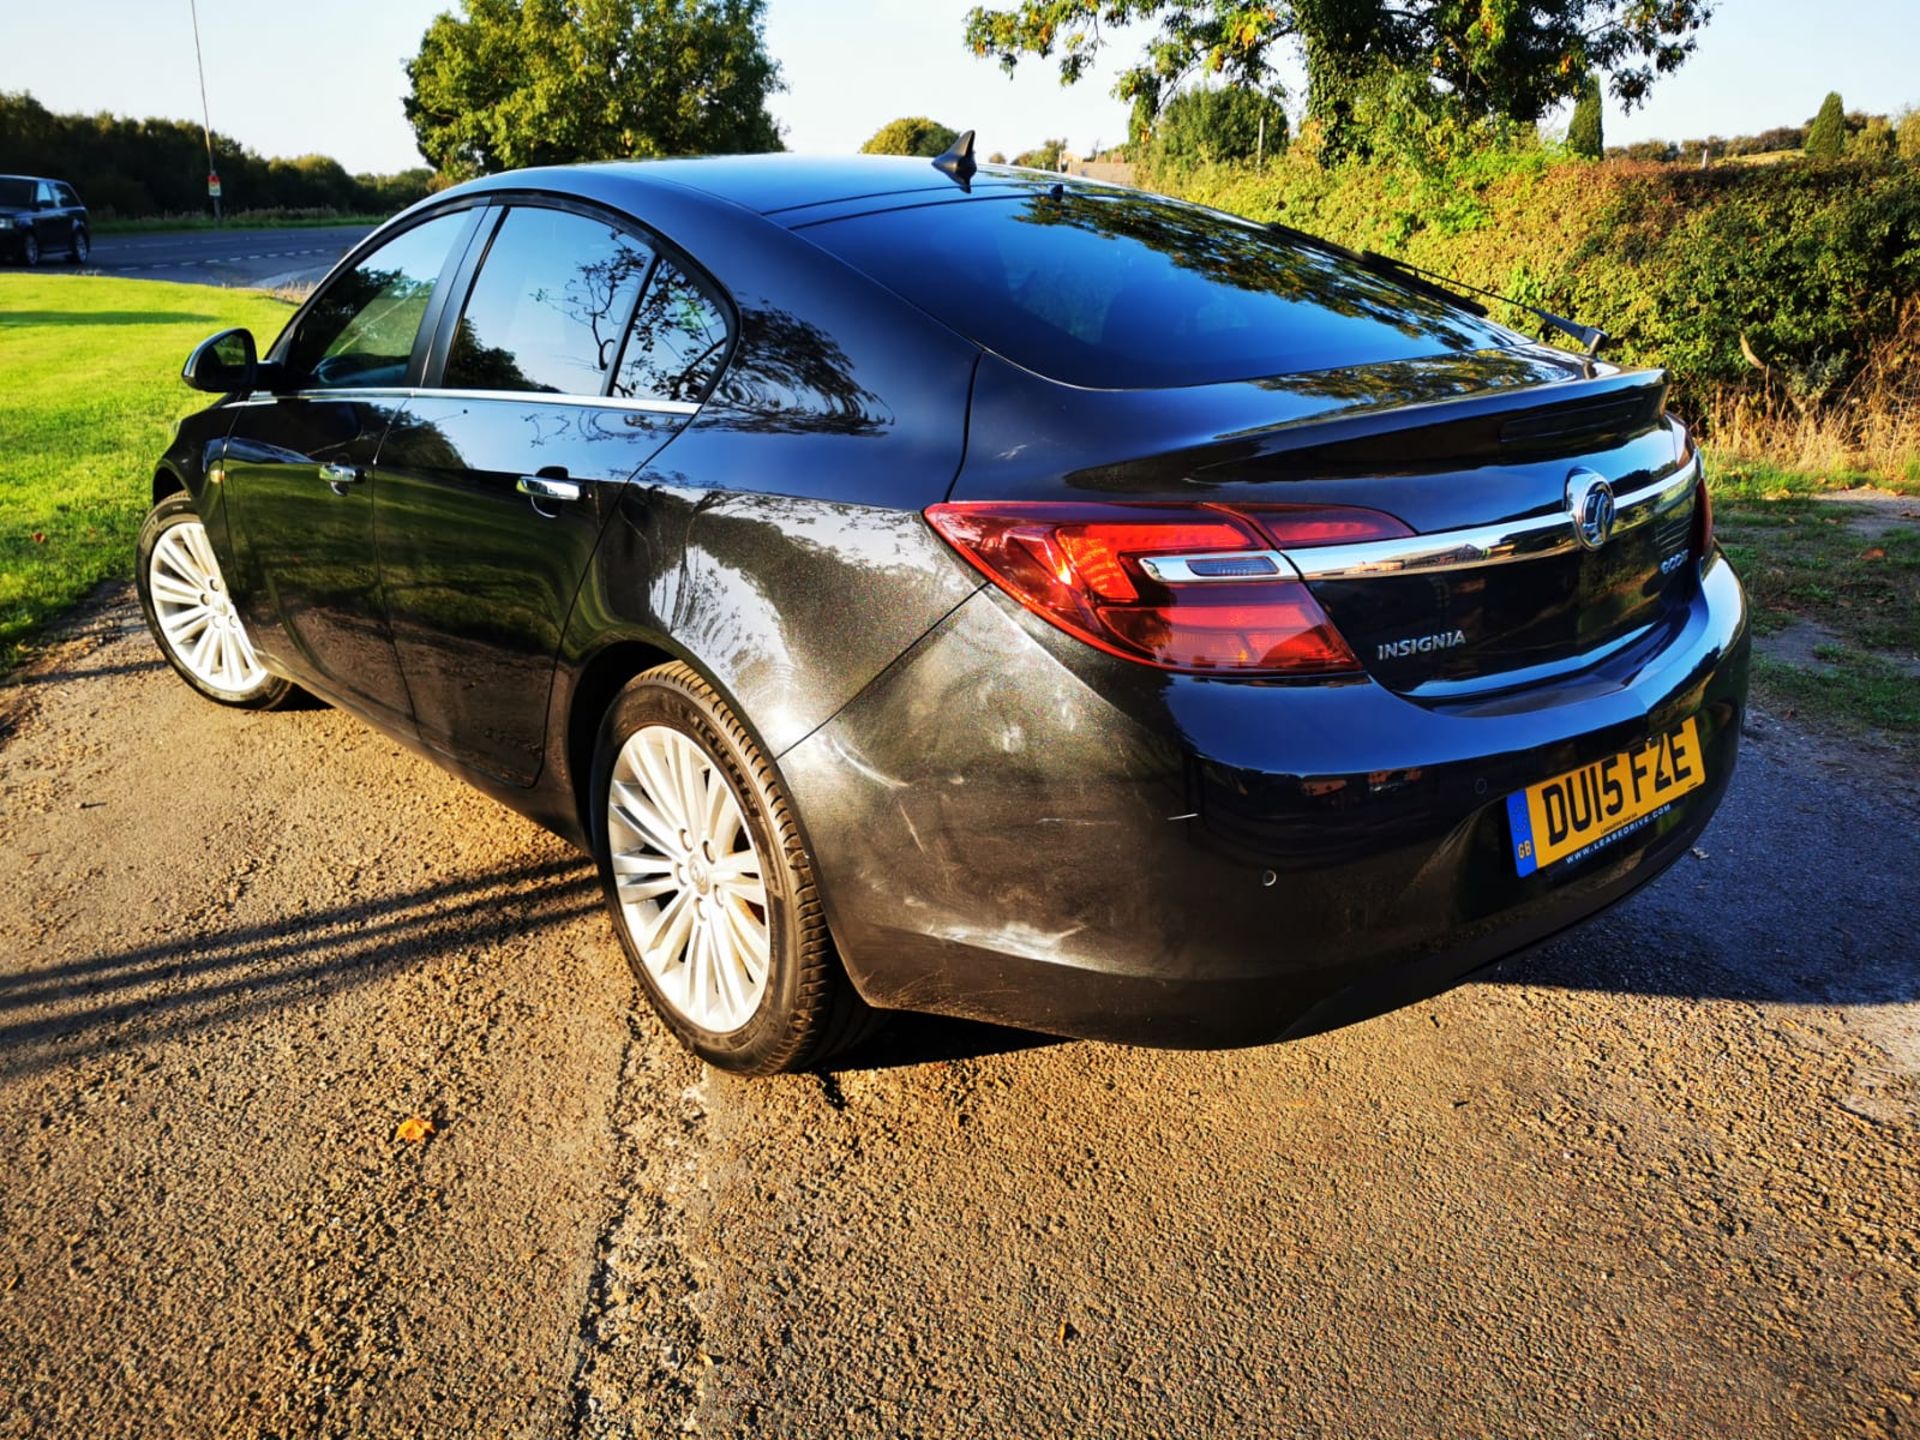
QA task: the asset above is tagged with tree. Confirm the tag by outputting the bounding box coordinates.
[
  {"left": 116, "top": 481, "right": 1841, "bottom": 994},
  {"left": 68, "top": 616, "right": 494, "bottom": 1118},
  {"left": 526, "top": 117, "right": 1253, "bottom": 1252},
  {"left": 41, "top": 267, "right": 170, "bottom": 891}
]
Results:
[
  {"left": 1012, "top": 138, "right": 1067, "bottom": 169},
  {"left": 1847, "top": 114, "right": 1894, "bottom": 160},
  {"left": 1148, "top": 86, "right": 1287, "bottom": 168},
  {"left": 1805, "top": 91, "right": 1846, "bottom": 159},
  {"left": 1567, "top": 74, "right": 1604, "bottom": 159},
  {"left": 406, "top": 0, "right": 783, "bottom": 180},
  {"left": 860, "top": 117, "right": 959, "bottom": 158},
  {"left": 962, "top": 0, "right": 1712, "bottom": 148},
  {"left": 1899, "top": 108, "right": 1920, "bottom": 162}
]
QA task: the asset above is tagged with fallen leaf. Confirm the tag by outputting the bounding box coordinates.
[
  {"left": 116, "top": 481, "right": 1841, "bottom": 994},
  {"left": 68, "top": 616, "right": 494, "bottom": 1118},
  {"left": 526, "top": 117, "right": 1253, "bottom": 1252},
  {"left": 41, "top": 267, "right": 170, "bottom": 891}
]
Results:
[
  {"left": 1861, "top": 546, "right": 1886, "bottom": 561},
  {"left": 395, "top": 1115, "right": 435, "bottom": 1143},
  {"left": 31, "top": 532, "right": 47, "bottom": 545}
]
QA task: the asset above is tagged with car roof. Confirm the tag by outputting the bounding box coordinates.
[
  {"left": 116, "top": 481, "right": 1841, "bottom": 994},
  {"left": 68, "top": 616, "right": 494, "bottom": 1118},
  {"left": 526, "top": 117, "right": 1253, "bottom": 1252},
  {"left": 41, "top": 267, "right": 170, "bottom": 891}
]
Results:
[{"left": 448, "top": 154, "right": 1086, "bottom": 223}]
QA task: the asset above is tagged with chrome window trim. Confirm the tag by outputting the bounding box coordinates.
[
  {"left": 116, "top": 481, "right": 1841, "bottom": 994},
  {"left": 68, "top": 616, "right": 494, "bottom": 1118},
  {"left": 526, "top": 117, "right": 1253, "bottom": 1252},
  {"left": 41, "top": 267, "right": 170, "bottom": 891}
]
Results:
[
  {"left": 232, "top": 386, "right": 701, "bottom": 417},
  {"left": 1284, "top": 461, "right": 1698, "bottom": 582}
]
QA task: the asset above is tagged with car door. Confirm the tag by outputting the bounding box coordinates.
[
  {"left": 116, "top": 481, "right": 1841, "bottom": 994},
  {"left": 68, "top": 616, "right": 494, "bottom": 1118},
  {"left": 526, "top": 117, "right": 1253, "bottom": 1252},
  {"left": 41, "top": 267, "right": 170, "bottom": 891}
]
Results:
[
  {"left": 34, "top": 182, "right": 68, "bottom": 248},
  {"left": 374, "top": 201, "right": 729, "bottom": 785},
  {"left": 221, "top": 207, "right": 479, "bottom": 726}
]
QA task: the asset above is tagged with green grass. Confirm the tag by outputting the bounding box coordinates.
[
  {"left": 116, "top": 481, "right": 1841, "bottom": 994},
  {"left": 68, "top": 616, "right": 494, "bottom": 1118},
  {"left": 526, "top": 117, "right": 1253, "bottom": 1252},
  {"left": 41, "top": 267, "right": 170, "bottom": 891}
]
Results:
[
  {"left": 1701, "top": 450, "right": 1920, "bottom": 502},
  {"left": 0, "top": 273, "right": 294, "bottom": 670},
  {"left": 1708, "top": 455, "right": 1920, "bottom": 746},
  {"left": 1754, "top": 654, "right": 1920, "bottom": 736}
]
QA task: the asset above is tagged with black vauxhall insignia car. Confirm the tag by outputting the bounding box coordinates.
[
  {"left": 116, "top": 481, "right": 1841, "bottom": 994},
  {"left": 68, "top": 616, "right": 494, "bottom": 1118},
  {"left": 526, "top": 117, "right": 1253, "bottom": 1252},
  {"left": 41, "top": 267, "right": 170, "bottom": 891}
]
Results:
[{"left": 138, "top": 148, "right": 1749, "bottom": 1074}]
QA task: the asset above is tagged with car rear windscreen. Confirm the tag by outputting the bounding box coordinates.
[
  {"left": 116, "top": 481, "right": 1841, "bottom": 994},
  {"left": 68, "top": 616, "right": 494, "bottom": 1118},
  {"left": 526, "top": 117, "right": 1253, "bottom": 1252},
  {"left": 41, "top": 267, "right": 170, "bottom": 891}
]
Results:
[{"left": 801, "top": 189, "right": 1519, "bottom": 389}]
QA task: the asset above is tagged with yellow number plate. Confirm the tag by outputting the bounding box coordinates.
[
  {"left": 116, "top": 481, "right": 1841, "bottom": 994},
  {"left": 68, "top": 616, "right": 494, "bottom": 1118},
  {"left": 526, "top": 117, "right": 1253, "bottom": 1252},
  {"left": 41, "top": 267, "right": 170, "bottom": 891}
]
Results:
[{"left": 1508, "top": 716, "right": 1706, "bottom": 875}]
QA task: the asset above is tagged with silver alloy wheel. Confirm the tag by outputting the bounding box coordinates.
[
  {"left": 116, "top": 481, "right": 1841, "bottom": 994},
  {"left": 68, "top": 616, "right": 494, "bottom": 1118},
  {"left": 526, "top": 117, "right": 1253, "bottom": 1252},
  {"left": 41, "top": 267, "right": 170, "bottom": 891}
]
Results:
[
  {"left": 607, "top": 725, "right": 770, "bottom": 1034},
  {"left": 72, "top": 229, "right": 89, "bottom": 263},
  {"left": 148, "top": 519, "right": 269, "bottom": 695}
]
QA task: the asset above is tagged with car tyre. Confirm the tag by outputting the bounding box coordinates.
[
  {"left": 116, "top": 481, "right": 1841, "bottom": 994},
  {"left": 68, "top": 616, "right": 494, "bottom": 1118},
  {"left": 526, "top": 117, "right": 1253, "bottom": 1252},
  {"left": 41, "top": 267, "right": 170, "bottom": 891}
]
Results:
[
  {"left": 136, "top": 494, "right": 295, "bottom": 709},
  {"left": 591, "top": 662, "right": 880, "bottom": 1074},
  {"left": 20, "top": 230, "right": 39, "bottom": 267},
  {"left": 69, "top": 227, "right": 89, "bottom": 264}
]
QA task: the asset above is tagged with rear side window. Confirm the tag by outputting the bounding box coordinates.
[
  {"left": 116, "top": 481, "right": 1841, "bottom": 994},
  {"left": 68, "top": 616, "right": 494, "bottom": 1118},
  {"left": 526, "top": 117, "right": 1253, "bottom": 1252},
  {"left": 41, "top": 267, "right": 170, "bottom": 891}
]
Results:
[
  {"left": 803, "top": 190, "right": 1518, "bottom": 389},
  {"left": 611, "top": 260, "right": 730, "bottom": 405},
  {"left": 445, "top": 206, "right": 654, "bottom": 395},
  {"left": 287, "top": 210, "right": 470, "bottom": 389}
]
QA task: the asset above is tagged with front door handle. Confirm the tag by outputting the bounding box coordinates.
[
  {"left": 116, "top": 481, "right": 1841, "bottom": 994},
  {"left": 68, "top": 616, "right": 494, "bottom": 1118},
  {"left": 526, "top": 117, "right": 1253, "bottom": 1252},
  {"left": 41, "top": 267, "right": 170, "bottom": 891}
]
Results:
[
  {"left": 517, "top": 475, "right": 583, "bottom": 504},
  {"left": 319, "top": 461, "right": 362, "bottom": 495}
]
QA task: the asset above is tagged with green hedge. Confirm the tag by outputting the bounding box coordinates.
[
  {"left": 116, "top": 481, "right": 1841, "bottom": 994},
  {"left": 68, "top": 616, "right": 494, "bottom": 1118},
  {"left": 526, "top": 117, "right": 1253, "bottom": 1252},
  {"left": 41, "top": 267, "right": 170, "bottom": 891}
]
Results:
[{"left": 1152, "top": 151, "right": 1920, "bottom": 418}]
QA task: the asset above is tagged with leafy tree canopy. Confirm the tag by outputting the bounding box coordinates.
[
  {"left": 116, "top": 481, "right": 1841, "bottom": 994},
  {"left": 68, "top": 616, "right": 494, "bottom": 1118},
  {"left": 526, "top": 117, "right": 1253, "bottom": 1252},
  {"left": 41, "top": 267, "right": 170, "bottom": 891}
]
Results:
[
  {"left": 1805, "top": 91, "right": 1847, "bottom": 159},
  {"left": 1013, "top": 138, "right": 1068, "bottom": 169},
  {"left": 963, "top": 0, "right": 1713, "bottom": 141},
  {"left": 406, "top": 0, "right": 783, "bottom": 179},
  {"left": 1149, "top": 86, "right": 1288, "bottom": 167},
  {"left": 860, "top": 117, "right": 960, "bottom": 157}
]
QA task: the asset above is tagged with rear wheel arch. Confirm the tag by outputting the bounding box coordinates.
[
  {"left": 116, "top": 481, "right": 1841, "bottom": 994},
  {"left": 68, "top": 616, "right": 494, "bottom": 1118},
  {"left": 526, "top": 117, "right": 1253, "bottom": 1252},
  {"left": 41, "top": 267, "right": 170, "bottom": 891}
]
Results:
[
  {"left": 566, "top": 639, "right": 680, "bottom": 838},
  {"left": 563, "top": 638, "right": 806, "bottom": 871}
]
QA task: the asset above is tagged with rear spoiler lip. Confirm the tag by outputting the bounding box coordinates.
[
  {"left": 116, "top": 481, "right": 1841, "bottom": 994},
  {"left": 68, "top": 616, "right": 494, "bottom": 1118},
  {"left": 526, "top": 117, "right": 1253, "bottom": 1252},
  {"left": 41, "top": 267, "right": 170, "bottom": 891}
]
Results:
[{"left": 1212, "top": 363, "right": 1671, "bottom": 455}]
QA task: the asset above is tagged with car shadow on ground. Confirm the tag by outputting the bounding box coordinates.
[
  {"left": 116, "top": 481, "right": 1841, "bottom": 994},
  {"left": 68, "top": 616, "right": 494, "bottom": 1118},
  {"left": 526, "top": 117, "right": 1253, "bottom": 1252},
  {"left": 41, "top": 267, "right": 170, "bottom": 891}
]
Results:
[
  {"left": 2, "top": 655, "right": 166, "bottom": 688},
  {"left": 830, "top": 1013, "right": 1067, "bottom": 1072},
  {"left": 0, "top": 856, "right": 603, "bottom": 1084}
]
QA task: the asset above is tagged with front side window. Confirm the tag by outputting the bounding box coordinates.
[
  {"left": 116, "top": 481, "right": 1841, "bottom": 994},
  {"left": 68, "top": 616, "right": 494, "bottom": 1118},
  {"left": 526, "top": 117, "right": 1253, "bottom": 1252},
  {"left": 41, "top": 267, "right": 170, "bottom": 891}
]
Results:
[
  {"left": 286, "top": 211, "right": 469, "bottom": 390},
  {"left": 55, "top": 185, "right": 79, "bottom": 207},
  {"left": 611, "top": 260, "right": 730, "bottom": 404},
  {"left": 443, "top": 207, "right": 654, "bottom": 395}
]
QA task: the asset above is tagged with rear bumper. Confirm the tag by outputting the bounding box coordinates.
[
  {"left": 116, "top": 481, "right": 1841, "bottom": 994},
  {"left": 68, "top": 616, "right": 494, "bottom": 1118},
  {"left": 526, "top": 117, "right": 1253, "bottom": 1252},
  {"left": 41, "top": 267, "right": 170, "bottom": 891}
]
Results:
[{"left": 781, "top": 554, "right": 1749, "bottom": 1047}]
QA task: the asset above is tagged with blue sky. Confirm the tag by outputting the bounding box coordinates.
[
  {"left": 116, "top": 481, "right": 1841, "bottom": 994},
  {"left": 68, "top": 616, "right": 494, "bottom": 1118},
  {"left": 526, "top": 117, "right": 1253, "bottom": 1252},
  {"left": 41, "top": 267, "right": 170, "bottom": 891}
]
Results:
[{"left": 3, "top": 0, "right": 1913, "bottom": 174}]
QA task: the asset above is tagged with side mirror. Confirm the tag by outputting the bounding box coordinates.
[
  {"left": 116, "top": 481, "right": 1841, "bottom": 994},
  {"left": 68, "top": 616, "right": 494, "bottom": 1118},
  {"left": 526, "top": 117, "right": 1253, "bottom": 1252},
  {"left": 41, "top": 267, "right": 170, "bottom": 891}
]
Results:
[{"left": 183, "top": 328, "right": 260, "bottom": 393}]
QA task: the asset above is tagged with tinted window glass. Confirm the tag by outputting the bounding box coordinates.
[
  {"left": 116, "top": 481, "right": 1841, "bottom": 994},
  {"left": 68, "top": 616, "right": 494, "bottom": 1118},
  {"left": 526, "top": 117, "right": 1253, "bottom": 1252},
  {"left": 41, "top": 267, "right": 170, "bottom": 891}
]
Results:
[
  {"left": 445, "top": 207, "right": 654, "bottom": 395},
  {"left": 288, "top": 211, "right": 468, "bottom": 389},
  {"left": 0, "top": 179, "right": 31, "bottom": 207},
  {"left": 35, "top": 183, "right": 55, "bottom": 206},
  {"left": 56, "top": 185, "right": 79, "bottom": 207},
  {"left": 804, "top": 191, "right": 1519, "bottom": 389},
  {"left": 611, "top": 260, "right": 729, "bottom": 404}
]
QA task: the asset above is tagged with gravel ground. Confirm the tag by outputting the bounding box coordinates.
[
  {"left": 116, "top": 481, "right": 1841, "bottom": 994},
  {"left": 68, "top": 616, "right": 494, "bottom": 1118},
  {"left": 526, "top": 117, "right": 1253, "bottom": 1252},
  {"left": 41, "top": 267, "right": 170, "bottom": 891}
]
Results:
[{"left": 2, "top": 590, "right": 1916, "bottom": 1438}]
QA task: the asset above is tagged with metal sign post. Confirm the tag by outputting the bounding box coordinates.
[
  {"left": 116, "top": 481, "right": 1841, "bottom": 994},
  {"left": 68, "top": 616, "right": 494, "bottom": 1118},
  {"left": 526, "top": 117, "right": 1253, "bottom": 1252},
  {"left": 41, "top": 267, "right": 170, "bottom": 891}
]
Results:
[{"left": 188, "top": 0, "right": 221, "bottom": 223}]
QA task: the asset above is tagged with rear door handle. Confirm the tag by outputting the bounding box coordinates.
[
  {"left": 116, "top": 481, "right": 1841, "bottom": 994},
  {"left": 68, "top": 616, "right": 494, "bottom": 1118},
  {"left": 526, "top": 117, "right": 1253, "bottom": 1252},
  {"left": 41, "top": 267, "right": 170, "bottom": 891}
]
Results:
[
  {"left": 319, "top": 461, "right": 362, "bottom": 494},
  {"left": 517, "top": 475, "right": 583, "bottom": 504}
]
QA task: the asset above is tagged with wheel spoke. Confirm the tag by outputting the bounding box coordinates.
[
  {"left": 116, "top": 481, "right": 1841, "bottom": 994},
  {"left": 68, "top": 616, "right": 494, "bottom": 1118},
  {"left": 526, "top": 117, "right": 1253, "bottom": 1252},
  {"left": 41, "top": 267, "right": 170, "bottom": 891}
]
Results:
[
  {"left": 722, "top": 875, "right": 767, "bottom": 909},
  {"left": 640, "top": 886, "right": 695, "bottom": 967},
  {"left": 632, "top": 737, "right": 687, "bottom": 836},
  {"left": 701, "top": 765, "right": 731, "bottom": 845},
  {"left": 150, "top": 572, "right": 204, "bottom": 606},
  {"left": 160, "top": 605, "right": 211, "bottom": 641},
  {"left": 711, "top": 850, "right": 760, "bottom": 880},
  {"left": 609, "top": 779, "right": 682, "bottom": 857},
  {"left": 719, "top": 899, "right": 763, "bottom": 984},
  {"left": 708, "top": 916, "right": 745, "bottom": 1019},
  {"left": 671, "top": 740, "right": 707, "bottom": 847}
]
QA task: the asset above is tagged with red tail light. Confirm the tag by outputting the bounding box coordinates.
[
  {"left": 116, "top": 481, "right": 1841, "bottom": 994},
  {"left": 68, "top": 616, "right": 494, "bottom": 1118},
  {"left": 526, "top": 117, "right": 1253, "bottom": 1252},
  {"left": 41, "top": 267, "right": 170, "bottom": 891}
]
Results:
[
  {"left": 924, "top": 501, "right": 1410, "bottom": 676},
  {"left": 1691, "top": 468, "right": 1714, "bottom": 559}
]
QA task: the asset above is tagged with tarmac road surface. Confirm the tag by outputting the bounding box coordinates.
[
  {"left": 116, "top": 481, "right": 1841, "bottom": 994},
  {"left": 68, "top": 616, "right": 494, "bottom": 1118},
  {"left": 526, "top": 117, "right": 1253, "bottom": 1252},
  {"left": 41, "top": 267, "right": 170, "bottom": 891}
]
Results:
[
  {"left": 3, "top": 224, "right": 373, "bottom": 288},
  {"left": 1, "top": 591, "right": 1915, "bottom": 1439}
]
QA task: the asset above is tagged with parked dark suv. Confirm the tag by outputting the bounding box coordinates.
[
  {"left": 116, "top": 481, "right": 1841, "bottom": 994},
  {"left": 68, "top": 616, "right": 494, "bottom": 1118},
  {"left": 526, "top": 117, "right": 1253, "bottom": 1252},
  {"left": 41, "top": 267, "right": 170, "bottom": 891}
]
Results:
[{"left": 0, "top": 175, "right": 90, "bottom": 266}]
